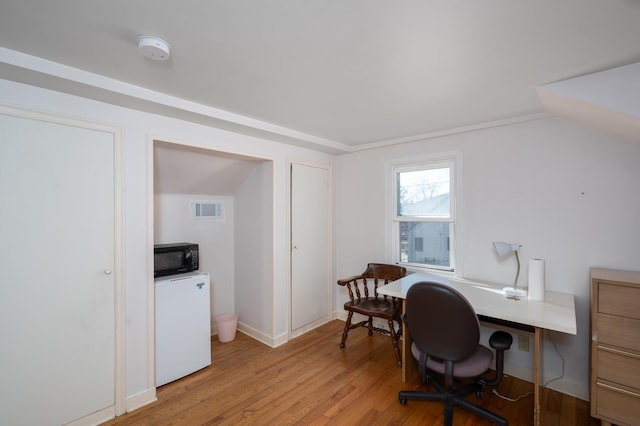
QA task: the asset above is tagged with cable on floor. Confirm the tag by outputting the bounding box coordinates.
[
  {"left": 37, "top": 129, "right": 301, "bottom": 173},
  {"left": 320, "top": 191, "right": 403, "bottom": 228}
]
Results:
[
  {"left": 491, "top": 330, "right": 565, "bottom": 402},
  {"left": 492, "top": 387, "right": 532, "bottom": 402}
]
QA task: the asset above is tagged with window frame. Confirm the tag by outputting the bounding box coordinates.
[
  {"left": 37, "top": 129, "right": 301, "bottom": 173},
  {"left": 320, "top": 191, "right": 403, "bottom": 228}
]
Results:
[{"left": 391, "top": 158, "right": 456, "bottom": 272}]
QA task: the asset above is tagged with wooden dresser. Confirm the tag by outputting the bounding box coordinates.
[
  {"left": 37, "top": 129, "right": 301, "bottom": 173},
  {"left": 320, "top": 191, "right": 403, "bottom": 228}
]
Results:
[{"left": 591, "top": 268, "right": 640, "bottom": 426}]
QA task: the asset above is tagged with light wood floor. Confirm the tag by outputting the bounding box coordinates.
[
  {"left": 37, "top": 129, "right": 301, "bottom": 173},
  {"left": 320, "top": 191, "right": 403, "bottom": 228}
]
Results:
[{"left": 103, "top": 320, "right": 597, "bottom": 425}]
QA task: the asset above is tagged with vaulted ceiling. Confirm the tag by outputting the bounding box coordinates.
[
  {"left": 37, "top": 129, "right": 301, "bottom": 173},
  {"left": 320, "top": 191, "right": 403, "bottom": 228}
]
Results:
[
  {"left": 153, "top": 141, "right": 265, "bottom": 195},
  {"left": 2, "top": 1, "right": 640, "bottom": 154}
]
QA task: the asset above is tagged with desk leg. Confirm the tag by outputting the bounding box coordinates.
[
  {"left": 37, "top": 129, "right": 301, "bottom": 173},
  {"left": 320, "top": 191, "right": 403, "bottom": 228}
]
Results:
[
  {"left": 534, "top": 327, "right": 541, "bottom": 426},
  {"left": 401, "top": 299, "right": 415, "bottom": 383}
]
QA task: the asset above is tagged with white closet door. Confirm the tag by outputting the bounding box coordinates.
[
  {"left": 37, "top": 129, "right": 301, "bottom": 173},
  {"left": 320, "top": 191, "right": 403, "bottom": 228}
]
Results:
[
  {"left": 290, "top": 163, "right": 330, "bottom": 332},
  {"left": 0, "top": 111, "right": 116, "bottom": 425}
]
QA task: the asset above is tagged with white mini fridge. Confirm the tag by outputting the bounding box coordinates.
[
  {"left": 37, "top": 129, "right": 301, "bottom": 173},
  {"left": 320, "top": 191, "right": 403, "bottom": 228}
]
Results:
[{"left": 155, "top": 272, "right": 211, "bottom": 386}]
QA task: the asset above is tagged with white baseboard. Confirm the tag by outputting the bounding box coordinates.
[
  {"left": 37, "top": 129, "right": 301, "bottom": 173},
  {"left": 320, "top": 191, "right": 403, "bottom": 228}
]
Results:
[
  {"left": 289, "top": 317, "right": 332, "bottom": 340},
  {"left": 65, "top": 389, "right": 157, "bottom": 425},
  {"left": 236, "top": 321, "right": 286, "bottom": 348},
  {"left": 64, "top": 406, "right": 115, "bottom": 426},
  {"left": 232, "top": 319, "right": 334, "bottom": 348},
  {"left": 72, "top": 388, "right": 157, "bottom": 425},
  {"left": 503, "top": 363, "right": 589, "bottom": 401},
  {"left": 272, "top": 332, "right": 289, "bottom": 347},
  {"left": 125, "top": 388, "right": 157, "bottom": 413}
]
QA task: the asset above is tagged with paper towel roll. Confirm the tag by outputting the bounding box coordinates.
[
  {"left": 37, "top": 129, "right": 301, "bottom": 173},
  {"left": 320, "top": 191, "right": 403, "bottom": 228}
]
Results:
[{"left": 528, "top": 259, "right": 545, "bottom": 301}]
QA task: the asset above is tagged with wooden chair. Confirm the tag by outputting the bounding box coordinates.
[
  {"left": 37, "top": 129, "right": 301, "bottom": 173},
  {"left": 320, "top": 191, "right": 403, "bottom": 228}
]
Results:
[{"left": 337, "top": 263, "right": 407, "bottom": 365}]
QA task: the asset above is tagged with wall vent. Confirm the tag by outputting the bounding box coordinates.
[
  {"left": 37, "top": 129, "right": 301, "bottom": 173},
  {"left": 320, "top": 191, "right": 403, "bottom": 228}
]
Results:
[{"left": 192, "top": 200, "right": 224, "bottom": 220}]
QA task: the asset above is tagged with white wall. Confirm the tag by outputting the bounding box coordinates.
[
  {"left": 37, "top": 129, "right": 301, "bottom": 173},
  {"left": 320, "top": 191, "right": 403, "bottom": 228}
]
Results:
[
  {"left": 335, "top": 116, "right": 640, "bottom": 400},
  {"left": 234, "top": 162, "right": 275, "bottom": 342},
  {"left": 0, "top": 79, "right": 334, "bottom": 405},
  {"left": 6, "top": 75, "right": 639, "bottom": 406},
  {"left": 154, "top": 193, "right": 235, "bottom": 330}
]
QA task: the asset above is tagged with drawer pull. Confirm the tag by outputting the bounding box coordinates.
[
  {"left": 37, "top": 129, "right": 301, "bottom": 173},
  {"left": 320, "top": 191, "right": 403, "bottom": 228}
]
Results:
[
  {"left": 598, "top": 345, "right": 640, "bottom": 359},
  {"left": 598, "top": 381, "right": 640, "bottom": 398}
]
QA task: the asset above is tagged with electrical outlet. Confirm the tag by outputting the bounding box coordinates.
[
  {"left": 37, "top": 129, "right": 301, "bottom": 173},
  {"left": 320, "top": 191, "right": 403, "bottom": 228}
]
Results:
[{"left": 518, "top": 334, "right": 530, "bottom": 352}]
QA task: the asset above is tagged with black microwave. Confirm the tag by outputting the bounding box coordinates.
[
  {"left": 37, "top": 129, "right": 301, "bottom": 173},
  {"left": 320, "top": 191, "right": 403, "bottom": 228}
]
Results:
[{"left": 154, "top": 243, "right": 199, "bottom": 278}]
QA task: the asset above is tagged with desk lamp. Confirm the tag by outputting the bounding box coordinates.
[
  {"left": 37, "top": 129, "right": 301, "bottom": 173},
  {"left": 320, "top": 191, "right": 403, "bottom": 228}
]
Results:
[{"left": 493, "top": 241, "right": 527, "bottom": 299}]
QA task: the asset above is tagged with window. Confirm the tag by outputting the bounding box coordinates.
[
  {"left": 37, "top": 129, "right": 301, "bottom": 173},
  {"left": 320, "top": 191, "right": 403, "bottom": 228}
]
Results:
[{"left": 393, "top": 160, "right": 454, "bottom": 271}]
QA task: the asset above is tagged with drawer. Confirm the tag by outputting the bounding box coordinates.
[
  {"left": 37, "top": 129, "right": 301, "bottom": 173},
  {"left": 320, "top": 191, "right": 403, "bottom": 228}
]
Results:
[
  {"left": 597, "top": 347, "right": 640, "bottom": 390},
  {"left": 599, "top": 283, "right": 640, "bottom": 319},
  {"left": 598, "top": 313, "right": 640, "bottom": 353},
  {"left": 595, "top": 381, "right": 640, "bottom": 426}
]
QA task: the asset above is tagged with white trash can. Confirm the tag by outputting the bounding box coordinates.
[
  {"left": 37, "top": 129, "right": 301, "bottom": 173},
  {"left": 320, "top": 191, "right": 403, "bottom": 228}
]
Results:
[{"left": 215, "top": 313, "right": 238, "bottom": 342}]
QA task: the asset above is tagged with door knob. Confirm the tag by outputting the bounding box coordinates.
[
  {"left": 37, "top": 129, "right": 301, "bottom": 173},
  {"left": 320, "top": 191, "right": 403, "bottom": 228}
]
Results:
[{"left": 104, "top": 269, "right": 113, "bottom": 276}]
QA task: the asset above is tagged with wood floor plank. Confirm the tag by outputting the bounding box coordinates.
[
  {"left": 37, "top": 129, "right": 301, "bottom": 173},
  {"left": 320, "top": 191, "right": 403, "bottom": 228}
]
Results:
[{"left": 102, "top": 320, "right": 597, "bottom": 425}]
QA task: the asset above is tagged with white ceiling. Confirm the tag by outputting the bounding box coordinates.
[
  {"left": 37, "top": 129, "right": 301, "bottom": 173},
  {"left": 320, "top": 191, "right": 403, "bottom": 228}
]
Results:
[
  {"left": 153, "top": 141, "right": 265, "bottom": 195},
  {"left": 2, "top": 1, "right": 640, "bottom": 154}
]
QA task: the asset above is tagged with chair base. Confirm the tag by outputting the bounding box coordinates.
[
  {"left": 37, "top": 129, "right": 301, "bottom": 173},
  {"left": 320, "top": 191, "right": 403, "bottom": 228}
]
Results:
[
  {"left": 399, "top": 370, "right": 507, "bottom": 426},
  {"left": 398, "top": 389, "right": 507, "bottom": 426}
]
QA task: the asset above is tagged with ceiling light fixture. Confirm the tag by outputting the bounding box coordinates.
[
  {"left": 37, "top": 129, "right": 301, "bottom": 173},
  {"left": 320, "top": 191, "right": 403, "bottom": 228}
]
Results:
[{"left": 137, "top": 36, "right": 171, "bottom": 61}]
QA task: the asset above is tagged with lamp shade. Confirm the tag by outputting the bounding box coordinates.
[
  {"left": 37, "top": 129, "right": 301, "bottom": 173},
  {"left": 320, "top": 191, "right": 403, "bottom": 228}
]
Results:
[{"left": 493, "top": 241, "right": 521, "bottom": 257}]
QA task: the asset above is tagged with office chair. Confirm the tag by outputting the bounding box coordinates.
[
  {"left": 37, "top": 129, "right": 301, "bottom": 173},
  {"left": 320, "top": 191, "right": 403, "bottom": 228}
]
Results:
[
  {"left": 398, "top": 281, "right": 513, "bottom": 426},
  {"left": 337, "top": 263, "right": 406, "bottom": 365}
]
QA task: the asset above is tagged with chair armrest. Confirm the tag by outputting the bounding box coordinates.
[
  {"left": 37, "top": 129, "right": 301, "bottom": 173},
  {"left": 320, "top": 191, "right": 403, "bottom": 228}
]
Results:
[
  {"left": 488, "top": 331, "right": 513, "bottom": 351},
  {"left": 337, "top": 274, "right": 364, "bottom": 286},
  {"left": 477, "top": 331, "right": 513, "bottom": 387}
]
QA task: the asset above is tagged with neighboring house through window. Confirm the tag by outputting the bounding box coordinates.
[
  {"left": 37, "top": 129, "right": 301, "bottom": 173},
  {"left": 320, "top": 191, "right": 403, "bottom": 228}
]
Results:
[{"left": 392, "top": 159, "right": 455, "bottom": 271}]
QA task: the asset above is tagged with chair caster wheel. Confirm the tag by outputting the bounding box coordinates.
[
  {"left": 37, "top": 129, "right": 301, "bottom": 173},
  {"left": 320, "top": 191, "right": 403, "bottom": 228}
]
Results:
[
  {"left": 339, "top": 343, "right": 345, "bottom": 348},
  {"left": 476, "top": 388, "right": 484, "bottom": 398},
  {"left": 399, "top": 398, "right": 407, "bottom": 405}
]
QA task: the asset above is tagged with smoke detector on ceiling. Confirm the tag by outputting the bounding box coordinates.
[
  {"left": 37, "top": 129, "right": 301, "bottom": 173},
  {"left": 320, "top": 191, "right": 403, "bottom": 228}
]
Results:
[{"left": 137, "top": 36, "right": 171, "bottom": 61}]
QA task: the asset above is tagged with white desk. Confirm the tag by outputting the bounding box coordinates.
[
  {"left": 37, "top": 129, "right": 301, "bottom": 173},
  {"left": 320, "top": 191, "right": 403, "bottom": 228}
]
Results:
[{"left": 378, "top": 272, "right": 577, "bottom": 426}]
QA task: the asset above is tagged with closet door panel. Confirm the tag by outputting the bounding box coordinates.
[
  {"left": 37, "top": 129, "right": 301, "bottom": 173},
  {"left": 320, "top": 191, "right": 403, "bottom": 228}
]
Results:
[
  {"left": 0, "top": 111, "right": 116, "bottom": 425},
  {"left": 290, "top": 163, "right": 330, "bottom": 332}
]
